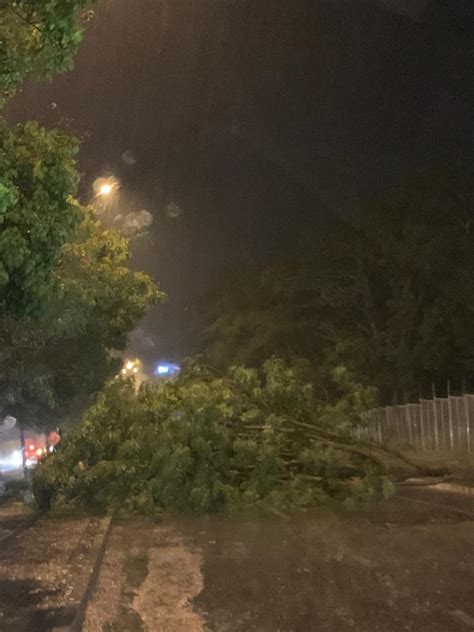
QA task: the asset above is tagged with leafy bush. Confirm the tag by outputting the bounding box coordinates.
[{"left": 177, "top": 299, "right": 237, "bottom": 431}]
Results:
[{"left": 33, "top": 359, "right": 389, "bottom": 514}]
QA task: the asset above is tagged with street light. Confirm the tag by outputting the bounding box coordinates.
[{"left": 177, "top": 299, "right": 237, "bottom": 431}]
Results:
[
  {"left": 99, "top": 183, "right": 112, "bottom": 196},
  {"left": 120, "top": 358, "right": 141, "bottom": 377},
  {"left": 117, "top": 358, "right": 144, "bottom": 391},
  {"left": 93, "top": 176, "right": 120, "bottom": 198}
]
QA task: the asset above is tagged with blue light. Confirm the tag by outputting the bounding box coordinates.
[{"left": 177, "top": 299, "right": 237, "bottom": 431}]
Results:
[{"left": 155, "top": 362, "right": 180, "bottom": 377}]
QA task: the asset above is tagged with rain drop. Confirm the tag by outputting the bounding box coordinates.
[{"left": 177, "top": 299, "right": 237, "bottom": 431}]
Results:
[
  {"left": 166, "top": 202, "right": 183, "bottom": 218},
  {"left": 122, "top": 150, "right": 137, "bottom": 165},
  {"left": 136, "top": 209, "right": 153, "bottom": 227}
]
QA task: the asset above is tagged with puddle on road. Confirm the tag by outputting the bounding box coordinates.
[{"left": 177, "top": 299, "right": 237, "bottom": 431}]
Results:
[
  {"left": 132, "top": 526, "right": 205, "bottom": 631},
  {"left": 85, "top": 522, "right": 206, "bottom": 632}
]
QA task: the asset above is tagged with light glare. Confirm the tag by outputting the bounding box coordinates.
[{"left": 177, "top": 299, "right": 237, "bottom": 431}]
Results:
[
  {"left": 93, "top": 176, "right": 120, "bottom": 198},
  {"left": 155, "top": 363, "right": 180, "bottom": 377},
  {"left": 99, "top": 183, "right": 112, "bottom": 196}
]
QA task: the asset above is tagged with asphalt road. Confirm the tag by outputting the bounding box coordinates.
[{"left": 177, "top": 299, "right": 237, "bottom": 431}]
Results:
[
  {"left": 84, "top": 487, "right": 474, "bottom": 632},
  {"left": 0, "top": 503, "right": 32, "bottom": 544},
  {"left": 0, "top": 512, "right": 106, "bottom": 631}
]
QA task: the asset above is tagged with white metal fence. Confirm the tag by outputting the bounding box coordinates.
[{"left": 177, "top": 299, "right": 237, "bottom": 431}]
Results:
[{"left": 360, "top": 394, "right": 474, "bottom": 452}]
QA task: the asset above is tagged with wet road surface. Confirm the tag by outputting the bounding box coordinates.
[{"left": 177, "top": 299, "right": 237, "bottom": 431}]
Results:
[
  {"left": 85, "top": 487, "right": 474, "bottom": 632},
  {"left": 0, "top": 513, "right": 106, "bottom": 631}
]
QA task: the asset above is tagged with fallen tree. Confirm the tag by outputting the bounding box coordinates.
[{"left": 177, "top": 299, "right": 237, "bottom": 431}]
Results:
[{"left": 32, "top": 359, "right": 442, "bottom": 514}]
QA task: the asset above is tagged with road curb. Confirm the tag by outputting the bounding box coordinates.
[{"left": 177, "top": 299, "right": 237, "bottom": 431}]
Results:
[{"left": 65, "top": 516, "right": 113, "bottom": 632}]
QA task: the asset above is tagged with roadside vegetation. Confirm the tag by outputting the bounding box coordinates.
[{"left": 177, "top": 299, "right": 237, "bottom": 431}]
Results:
[
  {"left": 33, "top": 169, "right": 473, "bottom": 515},
  {"left": 33, "top": 359, "right": 399, "bottom": 514},
  {"left": 1, "top": 2, "right": 473, "bottom": 515},
  {"left": 199, "top": 173, "right": 474, "bottom": 403},
  {"left": 0, "top": 2, "right": 162, "bottom": 433}
]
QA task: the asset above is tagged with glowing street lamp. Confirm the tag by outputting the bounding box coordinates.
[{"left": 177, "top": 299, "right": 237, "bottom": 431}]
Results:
[
  {"left": 119, "top": 358, "right": 142, "bottom": 378},
  {"left": 99, "top": 183, "right": 113, "bottom": 196},
  {"left": 94, "top": 176, "right": 120, "bottom": 199}
]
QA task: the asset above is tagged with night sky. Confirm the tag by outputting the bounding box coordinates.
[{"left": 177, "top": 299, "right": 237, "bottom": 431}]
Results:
[{"left": 6, "top": 0, "right": 473, "bottom": 362}]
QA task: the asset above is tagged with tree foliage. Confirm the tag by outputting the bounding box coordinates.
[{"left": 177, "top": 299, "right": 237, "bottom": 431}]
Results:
[
  {"left": 0, "top": 119, "right": 82, "bottom": 317},
  {"left": 201, "top": 173, "right": 474, "bottom": 401},
  {"left": 0, "top": 208, "right": 164, "bottom": 428},
  {"left": 323, "top": 172, "right": 474, "bottom": 399},
  {"left": 202, "top": 262, "right": 326, "bottom": 368},
  {"left": 0, "top": 0, "right": 92, "bottom": 104},
  {"left": 0, "top": 0, "right": 162, "bottom": 439},
  {"left": 32, "top": 359, "right": 391, "bottom": 514}
]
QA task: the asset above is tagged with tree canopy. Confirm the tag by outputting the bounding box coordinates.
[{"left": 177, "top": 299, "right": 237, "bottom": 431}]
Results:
[
  {"left": 0, "top": 0, "right": 94, "bottom": 317},
  {"left": 202, "top": 262, "right": 326, "bottom": 368},
  {"left": 0, "top": 208, "right": 164, "bottom": 429},
  {"left": 0, "top": 0, "right": 164, "bottom": 438},
  {"left": 324, "top": 172, "right": 474, "bottom": 399},
  {"left": 0, "top": 119, "right": 82, "bottom": 317},
  {"left": 200, "top": 173, "right": 474, "bottom": 402},
  {"left": 0, "top": 0, "right": 91, "bottom": 104}
]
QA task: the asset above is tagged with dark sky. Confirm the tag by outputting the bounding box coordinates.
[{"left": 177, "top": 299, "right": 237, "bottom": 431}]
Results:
[{"left": 6, "top": 0, "right": 473, "bottom": 361}]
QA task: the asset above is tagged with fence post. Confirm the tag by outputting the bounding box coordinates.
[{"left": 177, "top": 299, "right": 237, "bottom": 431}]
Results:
[
  {"left": 421, "top": 399, "right": 430, "bottom": 451},
  {"left": 377, "top": 410, "right": 383, "bottom": 444},
  {"left": 465, "top": 395, "right": 472, "bottom": 454},
  {"left": 419, "top": 398, "right": 426, "bottom": 451},
  {"left": 455, "top": 397, "right": 463, "bottom": 451},
  {"left": 404, "top": 405, "right": 413, "bottom": 446},
  {"left": 431, "top": 382, "right": 439, "bottom": 451},
  {"left": 433, "top": 398, "right": 439, "bottom": 451},
  {"left": 387, "top": 406, "right": 397, "bottom": 444},
  {"left": 396, "top": 407, "right": 402, "bottom": 443},
  {"left": 437, "top": 398, "right": 445, "bottom": 451},
  {"left": 412, "top": 404, "right": 421, "bottom": 450},
  {"left": 447, "top": 395, "right": 455, "bottom": 452}
]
